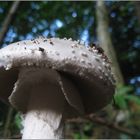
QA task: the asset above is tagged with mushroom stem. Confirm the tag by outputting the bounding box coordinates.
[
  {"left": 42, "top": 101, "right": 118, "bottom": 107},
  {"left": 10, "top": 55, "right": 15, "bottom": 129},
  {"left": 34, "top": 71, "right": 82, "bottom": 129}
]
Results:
[{"left": 22, "top": 80, "right": 66, "bottom": 139}]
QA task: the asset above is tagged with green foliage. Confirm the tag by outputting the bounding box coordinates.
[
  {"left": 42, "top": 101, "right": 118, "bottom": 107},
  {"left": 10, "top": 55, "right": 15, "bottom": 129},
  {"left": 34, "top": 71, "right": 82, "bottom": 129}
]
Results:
[
  {"left": 125, "top": 95, "right": 140, "bottom": 105},
  {"left": 14, "top": 113, "right": 22, "bottom": 130},
  {"left": 115, "top": 85, "right": 133, "bottom": 109},
  {"left": 115, "top": 85, "right": 140, "bottom": 109},
  {"left": 73, "top": 122, "right": 93, "bottom": 139}
]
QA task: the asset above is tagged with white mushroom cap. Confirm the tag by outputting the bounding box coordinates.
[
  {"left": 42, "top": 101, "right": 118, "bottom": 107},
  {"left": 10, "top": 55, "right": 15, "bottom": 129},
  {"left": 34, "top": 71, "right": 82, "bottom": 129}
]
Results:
[{"left": 0, "top": 37, "right": 115, "bottom": 117}]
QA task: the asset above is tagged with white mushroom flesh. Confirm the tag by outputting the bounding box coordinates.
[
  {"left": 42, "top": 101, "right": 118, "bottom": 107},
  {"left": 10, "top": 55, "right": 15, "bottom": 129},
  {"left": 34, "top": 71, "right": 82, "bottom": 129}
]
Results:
[{"left": 16, "top": 68, "right": 66, "bottom": 139}]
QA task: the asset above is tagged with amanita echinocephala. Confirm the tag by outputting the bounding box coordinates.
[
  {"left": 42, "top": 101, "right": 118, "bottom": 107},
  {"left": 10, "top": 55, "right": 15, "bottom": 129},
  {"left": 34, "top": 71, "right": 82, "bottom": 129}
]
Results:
[{"left": 0, "top": 37, "right": 115, "bottom": 139}]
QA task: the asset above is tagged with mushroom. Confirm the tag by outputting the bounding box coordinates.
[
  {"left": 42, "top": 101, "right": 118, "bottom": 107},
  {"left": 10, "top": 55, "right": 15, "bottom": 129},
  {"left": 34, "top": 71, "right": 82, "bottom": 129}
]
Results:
[{"left": 0, "top": 37, "right": 115, "bottom": 139}]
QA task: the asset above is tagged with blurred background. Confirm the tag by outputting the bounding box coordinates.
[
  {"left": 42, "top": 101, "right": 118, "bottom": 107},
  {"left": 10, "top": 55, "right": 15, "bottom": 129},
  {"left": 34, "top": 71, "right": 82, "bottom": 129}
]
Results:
[{"left": 0, "top": 1, "right": 140, "bottom": 139}]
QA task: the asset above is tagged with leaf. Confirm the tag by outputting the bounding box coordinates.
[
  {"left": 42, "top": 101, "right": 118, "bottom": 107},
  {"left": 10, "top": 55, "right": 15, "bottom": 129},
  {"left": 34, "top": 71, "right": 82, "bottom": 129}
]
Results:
[
  {"left": 125, "top": 95, "right": 140, "bottom": 105},
  {"left": 115, "top": 94, "right": 128, "bottom": 109},
  {"left": 116, "top": 85, "right": 133, "bottom": 95},
  {"left": 14, "top": 113, "right": 22, "bottom": 130}
]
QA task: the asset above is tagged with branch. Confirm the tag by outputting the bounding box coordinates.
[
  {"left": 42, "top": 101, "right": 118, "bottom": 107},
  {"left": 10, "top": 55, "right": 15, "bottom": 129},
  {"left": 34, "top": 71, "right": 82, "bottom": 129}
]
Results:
[
  {"left": 87, "top": 114, "right": 135, "bottom": 136},
  {"left": 67, "top": 114, "right": 135, "bottom": 137},
  {"left": 6, "top": 113, "right": 136, "bottom": 139},
  {"left": 0, "top": 1, "right": 20, "bottom": 46}
]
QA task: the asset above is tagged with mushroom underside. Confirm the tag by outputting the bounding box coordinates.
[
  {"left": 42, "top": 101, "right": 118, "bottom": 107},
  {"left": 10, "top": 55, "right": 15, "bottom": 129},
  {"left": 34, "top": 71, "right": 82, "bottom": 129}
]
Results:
[
  {"left": 0, "top": 68, "right": 18, "bottom": 103},
  {"left": 60, "top": 72, "right": 114, "bottom": 113},
  {"left": 0, "top": 66, "right": 114, "bottom": 116}
]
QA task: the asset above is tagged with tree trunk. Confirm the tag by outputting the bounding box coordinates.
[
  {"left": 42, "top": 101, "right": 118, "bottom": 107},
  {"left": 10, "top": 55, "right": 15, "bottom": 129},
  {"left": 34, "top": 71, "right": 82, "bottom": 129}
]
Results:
[
  {"left": 96, "top": 1, "right": 124, "bottom": 85},
  {"left": 0, "top": 2, "right": 20, "bottom": 138},
  {"left": 133, "top": 1, "right": 140, "bottom": 24},
  {"left": 0, "top": 1, "right": 20, "bottom": 47}
]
